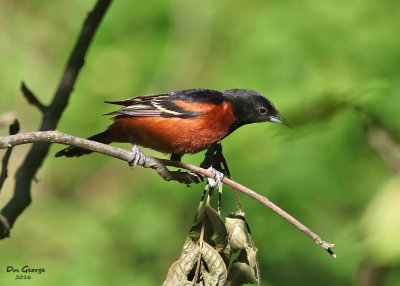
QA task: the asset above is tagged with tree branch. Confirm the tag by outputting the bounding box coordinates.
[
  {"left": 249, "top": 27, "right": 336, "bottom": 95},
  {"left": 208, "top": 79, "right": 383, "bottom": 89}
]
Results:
[
  {"left": 0, "top": 0, "right": 112, "bottom": 238},
  {"left": 0, "top": 130, "right": 336, "bottom": 257},
  {"left": 0, "top": 120, "right": 20, "bottom": 192},
  {"left": 20, "top": 82, "right": 47, "bottom": 113}
]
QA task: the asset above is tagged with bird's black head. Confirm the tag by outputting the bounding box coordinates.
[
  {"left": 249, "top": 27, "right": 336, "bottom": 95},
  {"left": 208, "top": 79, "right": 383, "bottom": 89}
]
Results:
[{"left": 223, "top": 89, "right": 289, "bottom": 132}]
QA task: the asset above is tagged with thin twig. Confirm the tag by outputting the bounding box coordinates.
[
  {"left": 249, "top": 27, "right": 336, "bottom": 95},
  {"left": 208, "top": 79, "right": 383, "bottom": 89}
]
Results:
[
  {"left": 193, "top": 185, "right": 209, "bottom": 224},
  {"left": 20, "top": 82, "right": 47, "bottom": 113},
  {"left": 216, "top": 146, "right": 261, "bottom": 285},
  {"left": 165, "top": 160, "right": 337, "bottom": 258},
  {"left": 0, "top": 120, "right": 20, "bottom": 192},
  {"left": 0, "top": 0, "right": 113, "bottom": 239},
  {"left": 193, "top": 215, "right": 206, "bottom": 285},
  {"left": 0, "top": 130, "right": 336, "bottom": 257}
]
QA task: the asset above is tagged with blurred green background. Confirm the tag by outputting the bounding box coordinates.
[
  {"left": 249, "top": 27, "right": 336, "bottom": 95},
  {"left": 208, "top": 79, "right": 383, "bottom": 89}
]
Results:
[{"left": 1, "top": 0, "right": 400, "bottom": 285}]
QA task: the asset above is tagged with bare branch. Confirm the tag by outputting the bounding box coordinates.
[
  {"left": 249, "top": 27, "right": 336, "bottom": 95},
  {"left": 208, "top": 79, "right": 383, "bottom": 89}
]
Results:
[
  {"left": 0, "top": 0, "right": 112, "bottom": 238},
  {"left": 20, "top": 82, "right": 47, "bottom": 113},
  {"left": 167, "top": 159, "right": 337, "bottom": 258},
  {"left": 0, "top": 120, "right": 19, "bottom": 238},
  {"left": 0, "top": 214, "right": 10, "bottom": 238},
  {"left": 0, "top": 130, "right": 336, "bottom": 257},
  {"left": 0, "top": 120, "right": 20, "bottom": 192}
]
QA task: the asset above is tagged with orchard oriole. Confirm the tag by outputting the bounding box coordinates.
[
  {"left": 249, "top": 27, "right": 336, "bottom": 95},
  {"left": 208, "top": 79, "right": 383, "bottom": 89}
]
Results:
[{"left": 55, "top": 89, "right": 288, "bottom": 166}]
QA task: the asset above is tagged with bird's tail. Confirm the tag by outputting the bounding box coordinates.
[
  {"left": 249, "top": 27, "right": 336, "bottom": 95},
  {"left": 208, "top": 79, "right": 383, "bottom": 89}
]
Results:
[{"left": 55, "top": 130, "right": 112, "bottom": 157}]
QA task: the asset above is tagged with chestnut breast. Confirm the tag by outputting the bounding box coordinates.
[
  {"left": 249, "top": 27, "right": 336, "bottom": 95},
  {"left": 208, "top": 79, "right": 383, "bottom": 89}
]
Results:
[{"left": 108, "top": 101, "right": 237, "bottom": 155}]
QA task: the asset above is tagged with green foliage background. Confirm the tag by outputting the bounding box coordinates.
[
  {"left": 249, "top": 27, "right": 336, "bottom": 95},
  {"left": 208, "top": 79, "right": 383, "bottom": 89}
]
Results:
[{"left": 1, "top": 0, "right": 400, "bottom": 285}]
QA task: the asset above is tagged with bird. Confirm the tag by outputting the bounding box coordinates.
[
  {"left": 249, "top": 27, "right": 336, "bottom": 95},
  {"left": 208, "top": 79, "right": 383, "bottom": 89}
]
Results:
[{"left": 55, "top": 88, "right": 288, "bottom": 168}]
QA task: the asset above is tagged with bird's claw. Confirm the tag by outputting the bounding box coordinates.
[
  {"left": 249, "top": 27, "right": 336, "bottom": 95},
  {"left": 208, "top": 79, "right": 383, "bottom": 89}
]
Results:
[
  {"left": 189, "top": 172, "right": 204, "bottom": 184},
  {"left": 129, "top": 145, "right": 146, "bottom": 168},
  {"left": 207, "top": 167, "right": 224, "bottom": 188}
]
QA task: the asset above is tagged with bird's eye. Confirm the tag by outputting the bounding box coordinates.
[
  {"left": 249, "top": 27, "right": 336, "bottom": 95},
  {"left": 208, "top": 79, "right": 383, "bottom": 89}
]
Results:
[{"left": 259, "top": 107, "right": 267, "bottom": 114}]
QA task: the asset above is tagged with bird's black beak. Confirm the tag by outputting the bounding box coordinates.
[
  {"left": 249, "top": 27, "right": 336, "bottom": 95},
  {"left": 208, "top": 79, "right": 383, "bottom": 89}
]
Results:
[{"left": 268, "top": 114, "right": 292, "bottom": 128}]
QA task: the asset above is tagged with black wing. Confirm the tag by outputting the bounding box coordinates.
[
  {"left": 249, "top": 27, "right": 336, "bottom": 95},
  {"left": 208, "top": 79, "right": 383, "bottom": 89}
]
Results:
[{"left": 105, "top": 89, "right": 225, "bottom": 118}]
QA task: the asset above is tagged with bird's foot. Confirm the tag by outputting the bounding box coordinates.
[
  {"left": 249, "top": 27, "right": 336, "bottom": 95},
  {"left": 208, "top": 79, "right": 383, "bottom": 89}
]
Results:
[
  {"left": 207, "top": 167, "right": 224, "bottom": 189},
  {"left": 129, "top": 144, "right": 147, "bottom": 168},
  {"left": 188, "top": 172, "right": 204, "bottom": 184}
]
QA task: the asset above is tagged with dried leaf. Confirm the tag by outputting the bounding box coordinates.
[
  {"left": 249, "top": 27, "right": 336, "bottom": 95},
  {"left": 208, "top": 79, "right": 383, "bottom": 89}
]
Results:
[
  {"left": 189, "top": 205, "right": 228, "bottom": 252},
  {"left": 189, "top": 211, "right": 204, "bottom": 242},
  {"left": 163, "top": 239, "right": 199, "bottom": 286},
  {"left": 205, "top": 205, "right": 228, "bottom": 252},
  {"left": 225, "top": 213, "right": 248, "bottom": 252},
  {"left": 220, "top": 247, "right": 232, "bottom": 268},
  {"left": 246, "top": 247, "right": 258, "bottom": 269},
  {"left": 201, "top": 241, "right": 228, "bottom": 286},
  {"left": 163, "top": 239, "right": 228, "bottom": 286},
  {"left": 225, "top": 248, "right": 258, "bottom": 286}
]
